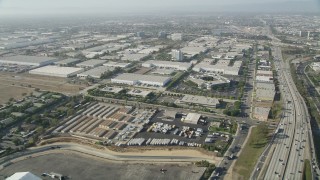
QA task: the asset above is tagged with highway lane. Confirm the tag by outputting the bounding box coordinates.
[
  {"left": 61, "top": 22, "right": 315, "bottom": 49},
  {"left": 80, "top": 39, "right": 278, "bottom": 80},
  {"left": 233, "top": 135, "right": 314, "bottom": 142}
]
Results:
[
  {"left": 262, "top": 46, "right": 318, "bottom": 180},
  {"left": 253, "top": 46, "right": 311, "bottom": 179},
  {"left": 253, "top": 47, "right": 296, "bottom": 180}
]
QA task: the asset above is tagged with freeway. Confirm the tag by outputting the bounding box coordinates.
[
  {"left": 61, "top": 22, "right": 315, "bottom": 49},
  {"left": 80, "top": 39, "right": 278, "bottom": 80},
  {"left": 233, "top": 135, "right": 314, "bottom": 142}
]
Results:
[{"left": 252, "top": 46, "right": 320, "bottom": 180}]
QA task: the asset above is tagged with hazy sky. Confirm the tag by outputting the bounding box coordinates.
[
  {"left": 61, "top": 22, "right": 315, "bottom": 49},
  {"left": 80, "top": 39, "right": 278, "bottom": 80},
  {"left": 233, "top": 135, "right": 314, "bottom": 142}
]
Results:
[{"left": 0, "top": 0, "right": 319, "bottom": 16}]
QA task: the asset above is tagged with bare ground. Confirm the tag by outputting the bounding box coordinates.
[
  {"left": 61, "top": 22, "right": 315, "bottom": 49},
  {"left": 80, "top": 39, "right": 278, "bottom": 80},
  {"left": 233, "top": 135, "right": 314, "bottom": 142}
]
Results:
[{"left": 0, "top": 73, "right": 87, "bottom": 96}]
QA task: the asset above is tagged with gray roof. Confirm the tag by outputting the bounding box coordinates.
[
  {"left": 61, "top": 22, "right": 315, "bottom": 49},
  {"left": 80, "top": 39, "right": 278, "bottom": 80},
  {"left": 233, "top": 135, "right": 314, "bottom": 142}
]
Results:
[
  {"left": 78, "top": 66, "right": 115, "bottom": 78},
  {"left": 0, "top": 55, "right": 57, "bottom": 64},
  {"left": 76, "top": 59, "right": 107, "bottom": 67},
  {"left": 178, "top": 95, "right": 220, "bottom": 106},
  {"left": 112, "top": 73, "right": 171, "bottom": 83},
  {"left": 55, "top": 58, "right": 80, "bottom": 65}
]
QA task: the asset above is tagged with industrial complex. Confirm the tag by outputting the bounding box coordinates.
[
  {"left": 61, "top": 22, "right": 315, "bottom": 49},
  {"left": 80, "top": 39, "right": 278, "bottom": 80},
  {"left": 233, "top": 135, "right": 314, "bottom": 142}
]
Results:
[
  {"left": 142, "top": 60, "right": 191, "bottom": 71},
  {"left": 29, "top": 66, "right": 84, "bottom": 77},
  {"left": 111, "top": 73, "right": 172, "bottom": 87},
  {"left": 0, "top": 55, "right": 58, "bottom": 67}
]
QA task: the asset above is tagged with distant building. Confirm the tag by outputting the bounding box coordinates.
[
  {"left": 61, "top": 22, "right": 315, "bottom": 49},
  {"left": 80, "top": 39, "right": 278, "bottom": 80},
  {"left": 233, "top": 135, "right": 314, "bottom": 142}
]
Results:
[
  {"left": 171, "top": 33, "right": 183, "bottom": 41},
  {"left": 311, "top": 62, "right": 320, "bottom": 72},
  {"left": 136, "top": 32, "right": 145, "bottom": 38},
  {"left": 171, "top": 49, "right": 183, "bottom": 61},
  {"left": 29, "top": 66, "right": 84, "bottom": 78},
  {"left": 77, "top": 66, "right": 115, "bottom": 79},
  {"left": 55, "top": 58, "right": 81, "bottom": 66},
  {"left": 142, "top": 60, "right": 191, "bottom": 71},
  {"left": 0, "top": 55, "right": 57, "bottom": 67},
  {"left": 181, "top": 46, "right": 208, "bottom": 58},
  {"left": 193, "top": 60, "right": 242, "bottom": 76},
  {"left": 111, "top": 73, "right": 172, "bottom": 87},
  {"left": 76, "top": 59, "right": 107, "bottom": 68},
  {"left": 175, "top": 95, "right": 220, "bottom": 108},
  {"left": 158, "top": 31, "right": 167, "bottom": 39},
  {"left": 103, "top": 62, "right": 131, "bottom": 68},
  {"left": 182, "top": 113, "right": 202, "bottom": 124}
]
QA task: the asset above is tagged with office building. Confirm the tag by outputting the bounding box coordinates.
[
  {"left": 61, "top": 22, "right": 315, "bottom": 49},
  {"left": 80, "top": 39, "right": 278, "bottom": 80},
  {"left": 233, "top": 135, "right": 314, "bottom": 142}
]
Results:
[{"left": 171, "top": 49, "right": 183, "bottom": 61}]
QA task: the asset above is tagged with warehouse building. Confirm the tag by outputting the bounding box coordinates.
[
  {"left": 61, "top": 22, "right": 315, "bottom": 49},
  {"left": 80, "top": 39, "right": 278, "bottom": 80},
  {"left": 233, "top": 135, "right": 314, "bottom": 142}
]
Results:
[
  {"left": 121, "top": 53, "right": 149, "bottom": 61},
  {"left": 29, "top": 66, "right": 84, "bottom": 77},
  {"left": 142, "top": 60, "right": 192, "bottom": 71},
  {"left": 181, "top": 46, "right": 208, "bottom": 58},
  {"left": 77, "top": 66, "right": 115, "bottom": 79},
  {"left": 55, "top": 58, "right": 81, "bottom": 66},
  {"left": 103, "top": 61, "right": 131, "bottom": 68},
  {"left": 0, "top": 55, "right": 57, "bottom": 67},
  {"left": 182, "top": 113, "right": 202, "bottom": 124},
  {"left": 175, "top": 95, "right": 220, "bottom": 108},
  {"left": 111, "top": 73, "right": 171, "bottom": 87},
  {"left": 76, "top": 59, "right": 107, "bottom": 68},
  {"left": 193, "top": 60, "right": 242, "bottom": 76}
]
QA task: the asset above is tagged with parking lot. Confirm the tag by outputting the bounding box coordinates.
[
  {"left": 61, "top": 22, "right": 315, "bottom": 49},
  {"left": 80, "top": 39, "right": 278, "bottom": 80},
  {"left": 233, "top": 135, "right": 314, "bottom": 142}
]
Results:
[
  {"left": 0, "top": 153, "right": 206, "bottom": 180},
  {"left": 134, "top": 110, "right": 227, "bottom": 146}
]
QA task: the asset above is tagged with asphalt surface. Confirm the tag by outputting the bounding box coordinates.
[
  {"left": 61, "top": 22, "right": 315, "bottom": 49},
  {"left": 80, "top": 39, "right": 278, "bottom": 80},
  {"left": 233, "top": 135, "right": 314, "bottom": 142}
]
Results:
[
  {"left": 0, "top": 153, "right": 206, "bottom": 180},
  {"left": 0, "top": 143, "right": 216, "bottom": 169}
]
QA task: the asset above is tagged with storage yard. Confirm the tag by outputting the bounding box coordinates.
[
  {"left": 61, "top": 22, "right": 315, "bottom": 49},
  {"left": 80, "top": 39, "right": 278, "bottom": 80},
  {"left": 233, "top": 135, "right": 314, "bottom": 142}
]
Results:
[
  {"left": 54, "top": 102, "right": 230, "bottom": 148},
  {"left": 55, "top": 102, "right": 156, "bottom": 143}
]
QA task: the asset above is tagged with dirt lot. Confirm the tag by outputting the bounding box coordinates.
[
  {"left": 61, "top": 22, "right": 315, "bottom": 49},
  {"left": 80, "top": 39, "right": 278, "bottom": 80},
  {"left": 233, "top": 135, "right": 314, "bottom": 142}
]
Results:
[
  {"left": 0, "top": 84, "right": 34, "bottom": 104},
  {"left": 0, "top": 73, "right": 87, "bottom": 96},
  {"left": 0, "top": 153, "right": 206, "bottom": 180}
]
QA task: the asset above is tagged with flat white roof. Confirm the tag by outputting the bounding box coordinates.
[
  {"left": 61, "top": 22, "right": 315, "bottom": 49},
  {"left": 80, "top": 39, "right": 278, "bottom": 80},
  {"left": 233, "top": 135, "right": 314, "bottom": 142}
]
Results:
[
  {"left": 0, "top": 55, "right": 57, "bottom": 64},
  {"left": 178, "top": 95, "right": 220, "bottom": 106},
  {"left": 112, "top": 73, "right": 171, "bottom": 83},
  {"left": 143, "top": 60, "right": 192, "bottom": 69},
  {"left": 128, "top": 89, "right": 152, "bottom": 97},
  {"left": 184, "top": 113, "right": 201, "bottom": 124},
  {"left": 76, "top": 59, "right": 107, "bottom": 67},
  {"left": 121, "top": 53, "right": 148, "bottom": 61},
  {"left": 29, "top": 66, "right": 83, "bottom": 76},
  {"left": 103, "top": 61, "right": 131, "bottom": 67},
  {"left": 101, "top": 86, "right": 124, "bottom": 93},
  {"left": 78, "top": 66, "right": 115, "bottom": 77}
]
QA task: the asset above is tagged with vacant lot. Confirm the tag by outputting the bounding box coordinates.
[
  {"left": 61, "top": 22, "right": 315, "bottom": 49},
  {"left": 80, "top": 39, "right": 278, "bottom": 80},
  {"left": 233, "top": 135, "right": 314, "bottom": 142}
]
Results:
[
  {"left": 0, "top": 84, "right": 34, "bottom": 104},
  {"left": 0, "top": 73, "right": 86, "bottom": 95},
  {"left": 0, "top": 153, "right": 206, "bottom": 180}
]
